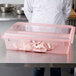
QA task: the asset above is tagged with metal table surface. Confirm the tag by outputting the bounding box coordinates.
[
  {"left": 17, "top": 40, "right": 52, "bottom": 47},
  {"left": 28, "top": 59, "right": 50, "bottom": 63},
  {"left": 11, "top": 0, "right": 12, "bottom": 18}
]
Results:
[
  {"left": 0, "top": 12, "right": 76, "bottom": 67},
  {"left": 0, "top": 12, "right": 27, "bottom": 21}
]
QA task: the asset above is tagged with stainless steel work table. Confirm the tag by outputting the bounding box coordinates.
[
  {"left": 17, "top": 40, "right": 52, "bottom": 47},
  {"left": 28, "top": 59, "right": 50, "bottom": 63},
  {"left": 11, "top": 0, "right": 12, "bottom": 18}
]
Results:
[
  {"left": 0, "top": 12, "right": 27, "bottom": 21},
  {"left": 0, "top": 12, "right": 76, "bottom": 67}
]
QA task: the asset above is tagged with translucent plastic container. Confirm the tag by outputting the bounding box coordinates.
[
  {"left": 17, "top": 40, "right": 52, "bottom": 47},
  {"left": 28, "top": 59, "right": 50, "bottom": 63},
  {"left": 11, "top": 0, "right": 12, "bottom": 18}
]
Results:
[{"left": 2, "top": 22, "right": 75, "bottom": 54}]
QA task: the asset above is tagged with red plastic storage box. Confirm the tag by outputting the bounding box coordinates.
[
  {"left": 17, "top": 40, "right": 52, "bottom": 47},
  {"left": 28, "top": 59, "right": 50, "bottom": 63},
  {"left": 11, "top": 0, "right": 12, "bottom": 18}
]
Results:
[{"left": 2, "top": 22, "right": 75, "bottom": 54}]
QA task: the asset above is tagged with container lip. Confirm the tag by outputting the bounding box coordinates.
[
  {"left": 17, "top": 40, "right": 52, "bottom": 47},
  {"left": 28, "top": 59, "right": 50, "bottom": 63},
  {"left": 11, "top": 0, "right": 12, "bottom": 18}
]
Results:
[{"left": 2, "top": 22, "right": 75, "bottom": 44}]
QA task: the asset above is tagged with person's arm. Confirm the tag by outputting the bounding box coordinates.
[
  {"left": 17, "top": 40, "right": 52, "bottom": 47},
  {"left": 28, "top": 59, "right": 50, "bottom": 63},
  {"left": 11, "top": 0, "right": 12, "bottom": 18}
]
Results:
[
  {"left": 24, "top": 0, "right": 33, "bottom": 22},
  {"left": 63, "top": 0, "right": 72, "bottom": 21}
]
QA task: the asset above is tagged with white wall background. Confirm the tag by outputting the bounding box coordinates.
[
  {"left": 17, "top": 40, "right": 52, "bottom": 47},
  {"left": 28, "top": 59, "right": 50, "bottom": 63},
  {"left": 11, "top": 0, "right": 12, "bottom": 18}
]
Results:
[{"left": 0, "top": 0, "right": 24, "bottom": 4}]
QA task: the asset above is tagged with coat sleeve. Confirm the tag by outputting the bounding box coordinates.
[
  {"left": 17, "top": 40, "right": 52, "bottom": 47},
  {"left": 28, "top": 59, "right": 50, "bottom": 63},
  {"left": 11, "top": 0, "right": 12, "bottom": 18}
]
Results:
[
  {"left": 24, "top": 0, "right": 33, "bottom": 22},
  {"left": 63, "top": 0, "right": 72, "bottom": 21}
]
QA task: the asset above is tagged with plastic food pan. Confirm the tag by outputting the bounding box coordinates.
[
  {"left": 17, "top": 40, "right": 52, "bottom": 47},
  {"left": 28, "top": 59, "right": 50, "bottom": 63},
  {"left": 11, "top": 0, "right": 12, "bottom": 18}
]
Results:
[{"left": 2, "top": 22, "right": 75, "bottom": 54}]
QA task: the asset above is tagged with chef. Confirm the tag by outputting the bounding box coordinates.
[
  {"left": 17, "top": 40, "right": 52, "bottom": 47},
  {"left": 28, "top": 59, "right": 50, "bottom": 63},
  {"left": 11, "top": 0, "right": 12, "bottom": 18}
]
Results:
[{"left": 24, "top": 0, "right": 72, "bottom": 76}]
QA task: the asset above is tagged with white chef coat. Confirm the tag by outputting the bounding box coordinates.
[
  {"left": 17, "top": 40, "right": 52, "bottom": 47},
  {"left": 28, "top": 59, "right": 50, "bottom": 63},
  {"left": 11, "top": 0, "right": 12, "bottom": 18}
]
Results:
[
  {"left": 24, "top": 0, "right": 72, "bottom": 33},
  {"left": 24, "top": 0, "right": 72, "bottom": 25}
]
